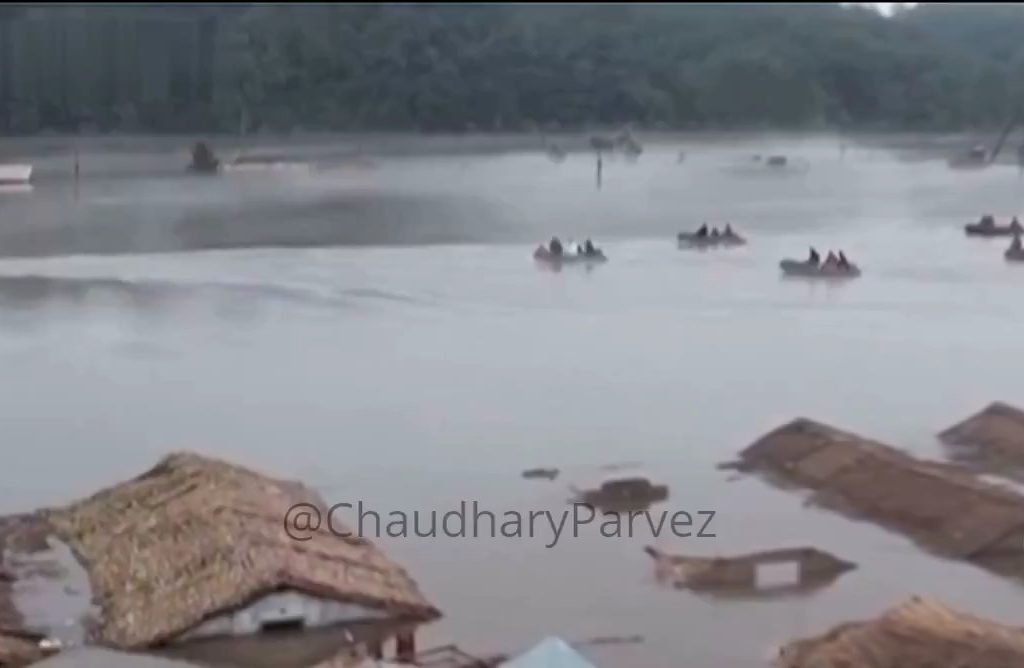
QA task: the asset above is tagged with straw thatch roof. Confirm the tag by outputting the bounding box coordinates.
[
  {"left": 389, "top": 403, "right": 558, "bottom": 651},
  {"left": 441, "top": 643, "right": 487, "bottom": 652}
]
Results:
[
  {"left": 776, "top": 596, "right": 1024, "bottom": 668},
  {"left": 4, "top": 452, "right": 439, "bottom": 651},
  {"left": 940, "top": 401, "right": 1024, "bottom": 467},
  {"left": 738, "top": 419, "right": 1024, "bottom": 572},
  {"left": 0, "top": 632, "right": 45, "bottom": 667}
]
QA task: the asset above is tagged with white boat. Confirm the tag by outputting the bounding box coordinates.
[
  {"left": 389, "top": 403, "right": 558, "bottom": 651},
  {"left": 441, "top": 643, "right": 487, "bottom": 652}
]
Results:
[{"left": 0, "top": 164, "right": 32, "bottom": 185}]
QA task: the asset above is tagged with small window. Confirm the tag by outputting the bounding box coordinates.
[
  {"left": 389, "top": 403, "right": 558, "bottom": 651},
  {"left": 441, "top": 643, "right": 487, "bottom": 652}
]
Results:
[{"left": 259, "top": 617, "right": 306, "bottom": 633}]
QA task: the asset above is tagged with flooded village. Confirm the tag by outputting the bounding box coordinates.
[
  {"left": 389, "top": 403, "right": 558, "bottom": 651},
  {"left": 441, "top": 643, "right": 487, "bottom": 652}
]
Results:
[
  {"left": 7, "top": 3, "right": 1024, "bottom": 668},
  {"left": 6, "top": 401, "right": 1024, "bottom": 666}
]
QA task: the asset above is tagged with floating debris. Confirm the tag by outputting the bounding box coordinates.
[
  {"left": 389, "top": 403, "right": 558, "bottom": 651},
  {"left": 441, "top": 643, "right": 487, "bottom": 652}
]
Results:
[
  {"left": 522, "top": 468, "right": 559, "bottom": 481},
  {"left": 644, "top": 546, "right": 855, "bottom": 599},
  {"left": 574, "top": 634, "right": 643, "bottom": 648},
  {"left": 737, "top": 418, "right": 1024, "bottom": 580},
  {"left": 597, "top": 461, "right": 643, "bottom": 473},
  {"left": 776, "top": 596, "right": 1024, "bottom": 668}
]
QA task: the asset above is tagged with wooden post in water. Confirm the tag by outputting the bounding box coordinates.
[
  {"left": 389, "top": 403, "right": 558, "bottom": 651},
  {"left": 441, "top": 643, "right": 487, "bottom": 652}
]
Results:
[
  {"left": 395, "top": 630, "right": 416, "bottom": 663},
  {"left": 73, "top": 145, "right": 80, "bottom": 200}
]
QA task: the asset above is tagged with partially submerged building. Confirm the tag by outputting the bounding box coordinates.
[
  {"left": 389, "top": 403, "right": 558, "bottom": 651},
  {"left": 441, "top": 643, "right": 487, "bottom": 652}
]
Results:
[
  {"left": 737, "top": 418, "right": 1024, "bottom": 578},
  {"left": 0, "top": 452, "right": 440, "bottom": 667},
  {"left": 643, "top": 546, "right": 855, "bottom": 599},
  {"left": 776, "top": 596, "right": 1024, "bottom": 668},
  {"left": 939, "top": 401, "right": 1024, "bottom": 474},
  {"left": 0, "top": 631, "right": 47, "bottom": 667}
]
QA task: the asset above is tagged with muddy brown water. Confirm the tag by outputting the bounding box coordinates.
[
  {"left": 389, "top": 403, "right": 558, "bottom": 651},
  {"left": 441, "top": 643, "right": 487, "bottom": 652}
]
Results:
[{"left": 2, "top": 134, "right": 1024, "bottom": 667}]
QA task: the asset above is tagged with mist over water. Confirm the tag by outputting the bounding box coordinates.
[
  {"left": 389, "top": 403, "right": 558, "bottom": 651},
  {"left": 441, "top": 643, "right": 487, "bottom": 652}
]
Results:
[{"left": 2, "top": 134, "right": 1024, "bottom": 667}]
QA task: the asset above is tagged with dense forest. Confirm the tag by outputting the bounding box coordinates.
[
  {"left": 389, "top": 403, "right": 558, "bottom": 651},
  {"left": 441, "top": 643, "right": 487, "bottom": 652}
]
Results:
[{"left": 1, "top": 4, "right": 1023, "bottom": 135}]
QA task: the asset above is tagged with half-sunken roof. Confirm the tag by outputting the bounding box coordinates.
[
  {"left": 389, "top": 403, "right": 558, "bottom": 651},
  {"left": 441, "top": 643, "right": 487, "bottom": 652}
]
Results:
[
  {"left": 4, "top": 452, "right": 439, "bottom": 650},
  {"left": 777, "top": 596, "right": 1024, "bottom": 668},
  {"left": 940, "top": 401, "right": 1024, "bottom": 468},
  {"left": 738, "top": 419, "right": 1024, "bottom": 567},
  {"left": 0, "top": 632, "right": 45, "bottom": 667}
]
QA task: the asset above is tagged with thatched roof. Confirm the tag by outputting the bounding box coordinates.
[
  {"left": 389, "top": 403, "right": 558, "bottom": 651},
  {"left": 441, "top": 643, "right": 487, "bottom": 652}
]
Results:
[
  {"left": 940, "top": 401, "right": 1024, "bottom": 467},
  {"left": 5, "top": 452, "right": 439, "bottom": 650},
  {"left": 0, "top": 632, "right": 45, "bottom": 667},
  {"left": 776, "top": 596, "right": 1024, "bottom": 668},
  {"left": 738, "top": 419, "right": 1024, "bottom": 569}
]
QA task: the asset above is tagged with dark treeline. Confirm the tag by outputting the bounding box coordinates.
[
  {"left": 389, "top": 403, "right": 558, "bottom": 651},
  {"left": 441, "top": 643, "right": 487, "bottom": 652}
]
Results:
[{"left": 1, "top": 3, "right": 1023, "bottom": 135}]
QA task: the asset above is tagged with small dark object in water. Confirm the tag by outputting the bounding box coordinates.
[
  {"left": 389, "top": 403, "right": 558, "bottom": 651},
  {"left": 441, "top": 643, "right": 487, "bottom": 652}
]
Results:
[
  {"left": 574, "top": 477, "right": 669, "bottom": 511},
  {"left": 599, "top": 460, "right": 643, "bottom": 472},
  {"left": 575, "top": 634, "right": 644, "bottom": 647},
  {"left": 188, "top": 141, "right": 220, "bottom": 174},
  {"left": 522, "top": 468, "right": 559, "bottom": 481},
  {"left": 766, "top": 155, "right": 788, "bottom": 167}
]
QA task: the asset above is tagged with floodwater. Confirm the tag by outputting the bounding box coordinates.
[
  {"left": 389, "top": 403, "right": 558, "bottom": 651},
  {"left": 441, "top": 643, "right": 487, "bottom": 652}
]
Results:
[{"left": 2, "top": 134, "right": 1024, "bottom": 667}]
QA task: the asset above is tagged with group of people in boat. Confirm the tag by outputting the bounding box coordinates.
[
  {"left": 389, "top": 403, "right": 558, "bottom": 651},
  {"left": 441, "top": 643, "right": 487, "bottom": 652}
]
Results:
[
  {"left": 806, "top": 247, "right": 854, "bottom": 270},
  {"left": 975, "top": 214, "right": 1023, "bottom": 232},
  {"left": 545, "top": 236, "right": 602, "bottom": 258},
  {"left": 693, "top": 223, "right": 740, "bottom": 239}
]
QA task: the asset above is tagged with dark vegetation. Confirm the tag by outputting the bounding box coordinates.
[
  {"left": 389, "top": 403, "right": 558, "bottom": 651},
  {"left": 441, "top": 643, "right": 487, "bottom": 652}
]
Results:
[{"left": 0, "top": 4, "right": 1022, "bottom": 135}]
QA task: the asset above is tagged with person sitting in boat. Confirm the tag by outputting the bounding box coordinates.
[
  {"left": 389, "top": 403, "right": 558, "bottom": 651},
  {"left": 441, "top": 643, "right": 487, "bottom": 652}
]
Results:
[
  {"left": 808, "top": 247, "right": 821, "bottom": 265},
  {"left": 1012, "top": 217, "right": 1023, "bottom": 233},
  {"left": 710, "top": 227, "right": 720, "bottom": 237},
  {"left": 1011, "top": 233, "right": 1023, "bottom": 252},
  {"left": 824, "top": 251, "right": 839, "bottom": 267},
  {"left": 584, "top": 239, "right": 598, "bottom": 256},
  {"left": 980, "top": 214, "right": 996, "bottom": 227},
  {"left": 837, "top": 251, "right": 850, "bottom": 269},
  {"left": 696, "top": 223, "right": 709, "bottom": 238},
  {"left": 724, "top": 223, "right": 735, "bottom": 237},
  {"left": 549, "top": 237, "right": 563, "bottom": 256}
]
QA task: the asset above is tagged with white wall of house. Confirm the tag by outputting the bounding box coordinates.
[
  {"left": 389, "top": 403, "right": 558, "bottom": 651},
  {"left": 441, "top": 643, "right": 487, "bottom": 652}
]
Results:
[
  {"left": 175, "top": 590, "right": 390, "bottom": 642},
  {"left": 0, "top": 164, "right": 32, "bottom": 184}
]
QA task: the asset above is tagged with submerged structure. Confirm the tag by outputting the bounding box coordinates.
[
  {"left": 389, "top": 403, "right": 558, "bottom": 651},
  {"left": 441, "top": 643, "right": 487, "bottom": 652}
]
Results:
[
  {"left": 939, "top": 401, "right": 1024, "bottom": 475},
  {"left": 0, "top": 452, "right": 439, "bottom": 667},
  {"left": 735, "top": 418, "right": 1024, "bottom": 579},
  {"left": 643, "top": 546, "right": 854, "bottom": 599},
  {"left": 776, "top": 596, "right": 1024, "bottom": 668},
  {"left": 571, "top": 477, "right": 669, "bottom": 513}
]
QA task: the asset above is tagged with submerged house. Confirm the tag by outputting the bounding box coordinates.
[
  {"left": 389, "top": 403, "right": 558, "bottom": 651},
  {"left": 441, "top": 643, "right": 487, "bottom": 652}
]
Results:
[
  {"left": 0, "top": 452, "right": 440, "bottom": 667},
  {"left": 643, "top": 545, "right": 855, "bottom": 599},
  {"left": 939, "top": 401, "right": 1024, "bottom": 474},
  {"left": 736, "top": 418, "right": 1024, "bottom": 579},
  {"left": 776, "top": 596, "right": 1024, "bottom": 668}
]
